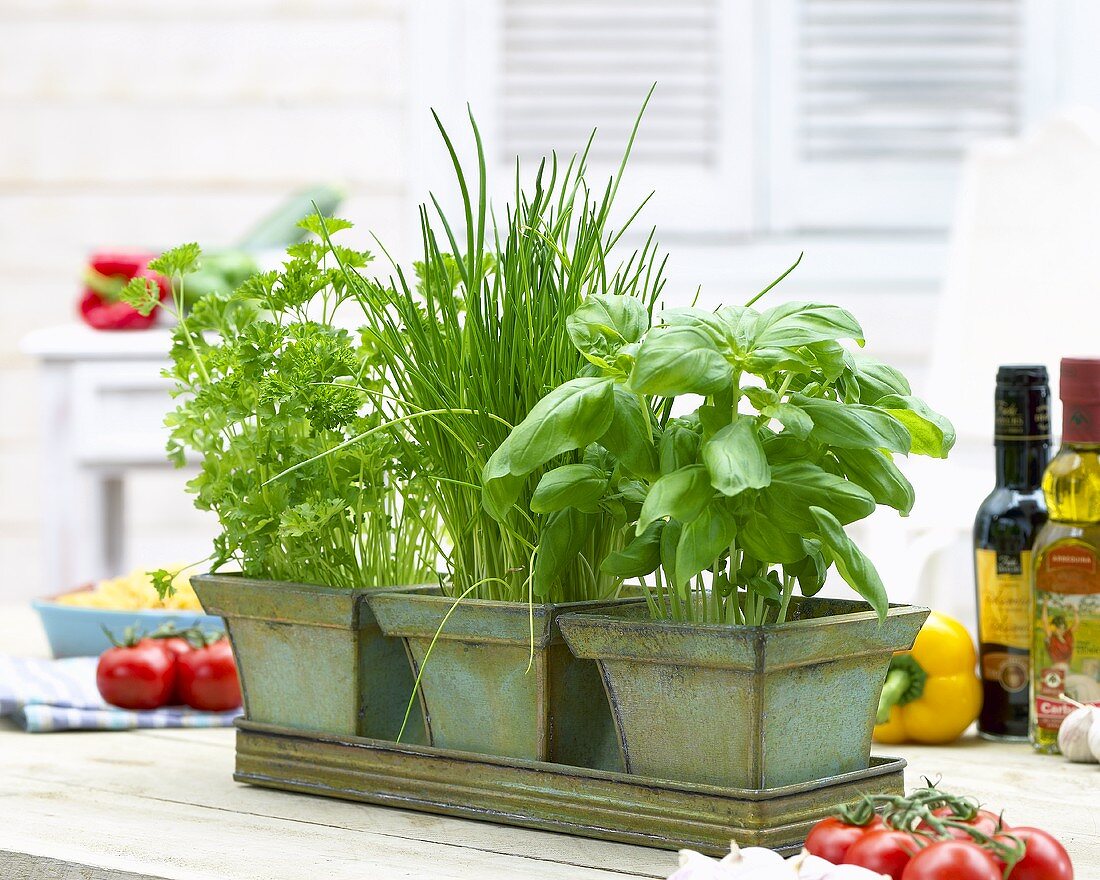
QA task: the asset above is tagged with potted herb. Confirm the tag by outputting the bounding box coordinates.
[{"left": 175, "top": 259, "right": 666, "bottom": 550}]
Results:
[
  {"left": 120, "top": 235, "right": 436, "bottom": 741},
  {"left": 351, "top": 111, "right": 662, "bottom": 768},
  {"left": 482, "top": 289, "right": 952, "bottom": 788}
]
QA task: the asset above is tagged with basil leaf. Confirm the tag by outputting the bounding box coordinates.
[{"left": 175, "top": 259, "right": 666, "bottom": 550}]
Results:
[
  {"left": 530, "top": 464, "right": 608, "bottom": 514},
  {"left": 601, "top": 521, "right": 663, "bottom": 579},
  {"left": 738, "top": 512, "right": 806, "bottom": 564},
  {"left": 753, "top": 302, "right": 865, "bottom": 349},
  {"left": 807, "top": 340, "right": 847, "bottom": 381},
  {"left": 832, "top": 447, "right": 915, "bottom": 515},
  {"left": 600, "top": 385, "right": 659, "bottom": 479},
  {"left": 784, "top": 538, "right": 828, "bottom": 597},
  {"left": 874, "top": 394, "right": 956, "bottom": 459},
  {"left": 748, "top": 574, "right": 782, "bottom": 603},
  {"left": 772, "top": 402, "right": 813, "bottom": 438},
  {"left": 629, "top": 324, "right": 732, "bottom": 396},
  {"left": 532, "top": 508, "right": 591, "bottom": 599},
  {"left": 757, "top": 461, "right": 876, "bottom": 532},
  {"left": 482, "top": 376, "right": 615, "bottom": 518},
  {"left": 638, "top": 465, "right": 713, "bottom": 533},
  {"left": 792, "top": 393, "right": 911, "bottom": 454},
  {"left": 702, "top": 420, "right": 771, "bottom": 497},
  {"left": 567, "top": 294, "right": 649, "bottom": 361},
  {"left": 761, "top": 432, "right": 817, "bottom": 464},
  {"left": 853, "top": 356, "right": 911, "bottom": 404},
  {"left": 743, "top": 387, "right": 779, "bottom": 411},
  {"left": 674, "top": 500, "right": 738, "bottom": 589},
  {"left": 809, "top": 506, "right": 887, "bottom": 619},
  {"left": 659, "top": 418, "right": 702, "bottom": 473}
]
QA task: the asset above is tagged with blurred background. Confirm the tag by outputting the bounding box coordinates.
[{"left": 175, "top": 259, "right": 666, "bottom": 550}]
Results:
[{"left": 5, "top": 0, "right": 1100, "bottom": 628}]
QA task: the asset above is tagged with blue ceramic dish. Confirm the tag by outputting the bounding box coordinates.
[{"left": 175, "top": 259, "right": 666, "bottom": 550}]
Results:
[{"left": 32, "top": 600, "right": 223, "bottom": 658}]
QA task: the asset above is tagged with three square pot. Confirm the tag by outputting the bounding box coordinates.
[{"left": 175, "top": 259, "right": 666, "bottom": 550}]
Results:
[
  {"left": 558, "top": 596, "right": 929, "bottom": 790},
  {"left": 367, "top": 590, "right": 640, "bottom": 770},
  {"left": 191, "top": 573, "right": 428, "bottom": 743}
]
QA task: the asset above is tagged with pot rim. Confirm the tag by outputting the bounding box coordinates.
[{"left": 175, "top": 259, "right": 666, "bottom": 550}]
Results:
[
  {"left": 367, "top": 589, "right": 644, "bottom": 647},
  {"left": 191, "top": 572, "right": 437, "bottom": 629},
  {"left": 560, "top": 597, "right": 929, "bottom": 635},
  {"left": 557, "top": 597, "right": 930, "bottom": 669}
]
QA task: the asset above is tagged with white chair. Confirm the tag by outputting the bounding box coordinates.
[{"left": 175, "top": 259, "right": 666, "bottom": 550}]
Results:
[{"left": 867, "top": 111, "right": 1100, "bottom": 627}]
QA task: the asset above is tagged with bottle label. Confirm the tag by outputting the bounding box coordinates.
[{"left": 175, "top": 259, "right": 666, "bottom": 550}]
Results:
[
  {"left": 995, "top": 393, "right": 1050, "bottom": 441},
  {"left": 1032, "top": 540, "right": 1100, "bottom": 731},
  {"left": 976, "top": 548, "right": 1031, "bottom": 650}
]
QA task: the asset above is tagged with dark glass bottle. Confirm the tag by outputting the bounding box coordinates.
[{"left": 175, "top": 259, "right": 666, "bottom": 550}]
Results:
[{"left": 973, "top": 365, "right": 1051, "bottom": 741}]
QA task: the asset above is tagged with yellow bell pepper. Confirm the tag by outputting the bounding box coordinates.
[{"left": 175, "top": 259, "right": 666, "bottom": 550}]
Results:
[{"left": 872, "top": 611, "right": 982, "bottom": 745}]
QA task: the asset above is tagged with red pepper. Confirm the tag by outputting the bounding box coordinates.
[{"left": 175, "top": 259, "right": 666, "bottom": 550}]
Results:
[{"left": 78, "top": 251, "right": 169, "bottom": 331}]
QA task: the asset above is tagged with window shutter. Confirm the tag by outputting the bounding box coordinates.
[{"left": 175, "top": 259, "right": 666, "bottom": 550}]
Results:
[
  {"left": 494, "top": 0, "right": 756, "bottom": 233},
  {"left": 767, "top": 0, "right": 1024, "bottom": 231}
]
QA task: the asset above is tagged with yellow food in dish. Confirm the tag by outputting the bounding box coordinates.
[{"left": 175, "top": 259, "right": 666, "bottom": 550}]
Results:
[{"left": 55, "top": 568, "right": 202, "bottom": 611}]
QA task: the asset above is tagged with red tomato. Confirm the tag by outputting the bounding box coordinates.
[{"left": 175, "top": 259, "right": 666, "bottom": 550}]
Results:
[
  {"left": 96, "top": 641, "right": 177, "bottom": 710},
  {"left": 901, "top": 840, "right": 1001, "bottom": 880},
  {"left": 152, "top": 637, "right": 192, "bottom": 660},
  {"left": 921, "top": 807, "right": 1004, "bottom": 840},
  {"left": 995, "top": 828, "right": 1074, "bottom": 880},
  {"left": 844, "top": 829, "right": 921, "bottom": 879},
  {"left": 177, "top": 639, "right": 242, "bottom": 711},
  {"left": 805, "top": 816, "right": 880, "bottom": 863},
  {"left": 147, "top": 637, "right": 192, "bottom": 704}
]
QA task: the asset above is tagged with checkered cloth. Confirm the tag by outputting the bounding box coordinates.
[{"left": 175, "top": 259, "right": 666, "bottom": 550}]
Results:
[{"left": 0, "top": 655, "right": 241, "bottom": 732}]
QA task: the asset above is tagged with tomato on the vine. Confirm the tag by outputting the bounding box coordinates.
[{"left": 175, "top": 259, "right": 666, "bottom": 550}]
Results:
[
  {"left": 995, "top": 827, "right": 1074, "bottom": 880},
  {"left": 177, "top": 639, "right": 241, "bottom": 711},
  {"left": 921, "top": 806, "right": 1003, "bottom": 840},
  {"left": 804, "top": 816, "right": 881, "bottom": 863},
  {"left": 96, "top": 640, "right": 177, "bottom": 710},
  {"left": 901, "top": 839, "right": 1001, "bottom": 880},
  {"left": 844, "top": 828, "right": 920, "bottom": 880}
]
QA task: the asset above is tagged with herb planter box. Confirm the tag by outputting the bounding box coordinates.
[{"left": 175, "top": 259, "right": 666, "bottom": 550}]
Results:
[
  {"left": 192, "top": 574, "right": 427, "bottom": 743},
  {"left": 234, "top": 720, "right": 907, "bottom": 856},
  {"left": 558, "top": 597, "right": 929, "bottom": 790},
  {"left": 366, "top": 590, "right": 640, "bottom": 770}
]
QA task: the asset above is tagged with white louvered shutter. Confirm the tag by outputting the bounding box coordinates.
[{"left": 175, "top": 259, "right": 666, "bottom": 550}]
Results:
[
  {"left": 494, "top": 0, "right": 756, "bottom": 234},
  {"left": 767, "top": 0, "right": 1025, "bottom": 231}
]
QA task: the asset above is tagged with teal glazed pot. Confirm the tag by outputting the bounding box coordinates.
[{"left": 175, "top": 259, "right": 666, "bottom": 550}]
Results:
[
  {"left": 191, "top": 573, "right": 428, "bottom": 743},
  {"left": 558, "top": 596, "right": 929, "bottom": 790},
  {"left": 367, "top": 589, "right": 640, "bottom": 770}
]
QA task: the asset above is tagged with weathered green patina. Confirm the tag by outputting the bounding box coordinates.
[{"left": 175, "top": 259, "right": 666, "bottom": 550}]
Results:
[
  {"left": 192, "top": 573, "right": 429, "bottom": 742},
  {"left": 366, "top": 590, "right": 640, "bottom": 769},
  {"left": 558, "top": 597, "right": 929, "bottom": 790},
  {"left": 234, "top": 719, "right": 906, "bottom": 856}
]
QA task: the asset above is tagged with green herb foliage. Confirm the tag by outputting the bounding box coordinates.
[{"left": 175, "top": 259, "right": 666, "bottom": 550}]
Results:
[
  {"left": 122, "top": 236, "right": 436, "bottom": 591},
  {"left": 483, "top": 278, "right": 955, "bottom": 624},
  {"left": 325, "top": 104, "right": 666, "bottom": 603}
]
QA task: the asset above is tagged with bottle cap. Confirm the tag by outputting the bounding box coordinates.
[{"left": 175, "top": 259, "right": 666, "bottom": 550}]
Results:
[
  {"left": 994, "top": 364, "right": 1050, "bottom": 443},
  {"left": 1060, "top": 358, "right": 1100, "bottom": 443},
  {"left": 996, "top": 364, "right": 1049, "bottom": 387},
  {"left": 1060, "top": 358, "right": 1100, "bottom": 403}
]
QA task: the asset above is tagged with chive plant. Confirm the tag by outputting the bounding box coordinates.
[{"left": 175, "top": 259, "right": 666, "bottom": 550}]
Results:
[{"left": 335, "top": 104, "right": 667, "bottom": 603}]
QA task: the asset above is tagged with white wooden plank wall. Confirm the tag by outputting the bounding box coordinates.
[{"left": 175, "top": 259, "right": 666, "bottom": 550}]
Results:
[{"left": 0, "top": 0, "right": 411, "bottom": 597}]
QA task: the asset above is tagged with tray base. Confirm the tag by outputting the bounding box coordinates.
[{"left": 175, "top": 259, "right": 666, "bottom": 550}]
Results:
[{"left": 234, "top": 720, "right": 905, "bottom": 856}]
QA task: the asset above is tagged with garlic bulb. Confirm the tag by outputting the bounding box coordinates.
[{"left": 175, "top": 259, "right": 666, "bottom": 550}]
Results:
[
  {"left": 668, "top": 849, "right": 733, "bottom": 879},
  {"left": 666, "top": 843, "right": 887, "bottom": 880},
  {"left": 1088, "top": 709, "right": 1100, "bottom": 762},
  {"left": 787, "top": 850, "right": 889, "bottom": 879},
  {"left": 667, "top": 843, "right": 796, "bottom": 879},
  {"left": 1058, "top": 704, "right": 1099, "bottom": 763}
]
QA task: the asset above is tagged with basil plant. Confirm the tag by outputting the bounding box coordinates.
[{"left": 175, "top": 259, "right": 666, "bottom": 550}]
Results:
[{"left": 482, "top": 292, "right": 954, "bottom": 625}]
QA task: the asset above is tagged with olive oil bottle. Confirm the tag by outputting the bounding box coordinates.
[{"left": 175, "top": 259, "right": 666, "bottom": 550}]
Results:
[
  {"left": 974, "top": 366, "right": 1050, "bottom": 740},
  {"left": 1030, "top": 358, "right": 1100, "bottom": 753}
]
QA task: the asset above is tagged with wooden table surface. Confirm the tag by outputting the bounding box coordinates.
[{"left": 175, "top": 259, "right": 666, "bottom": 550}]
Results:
[{"left": 3, "top": 608, "right": 1098, "bottom": 880}]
